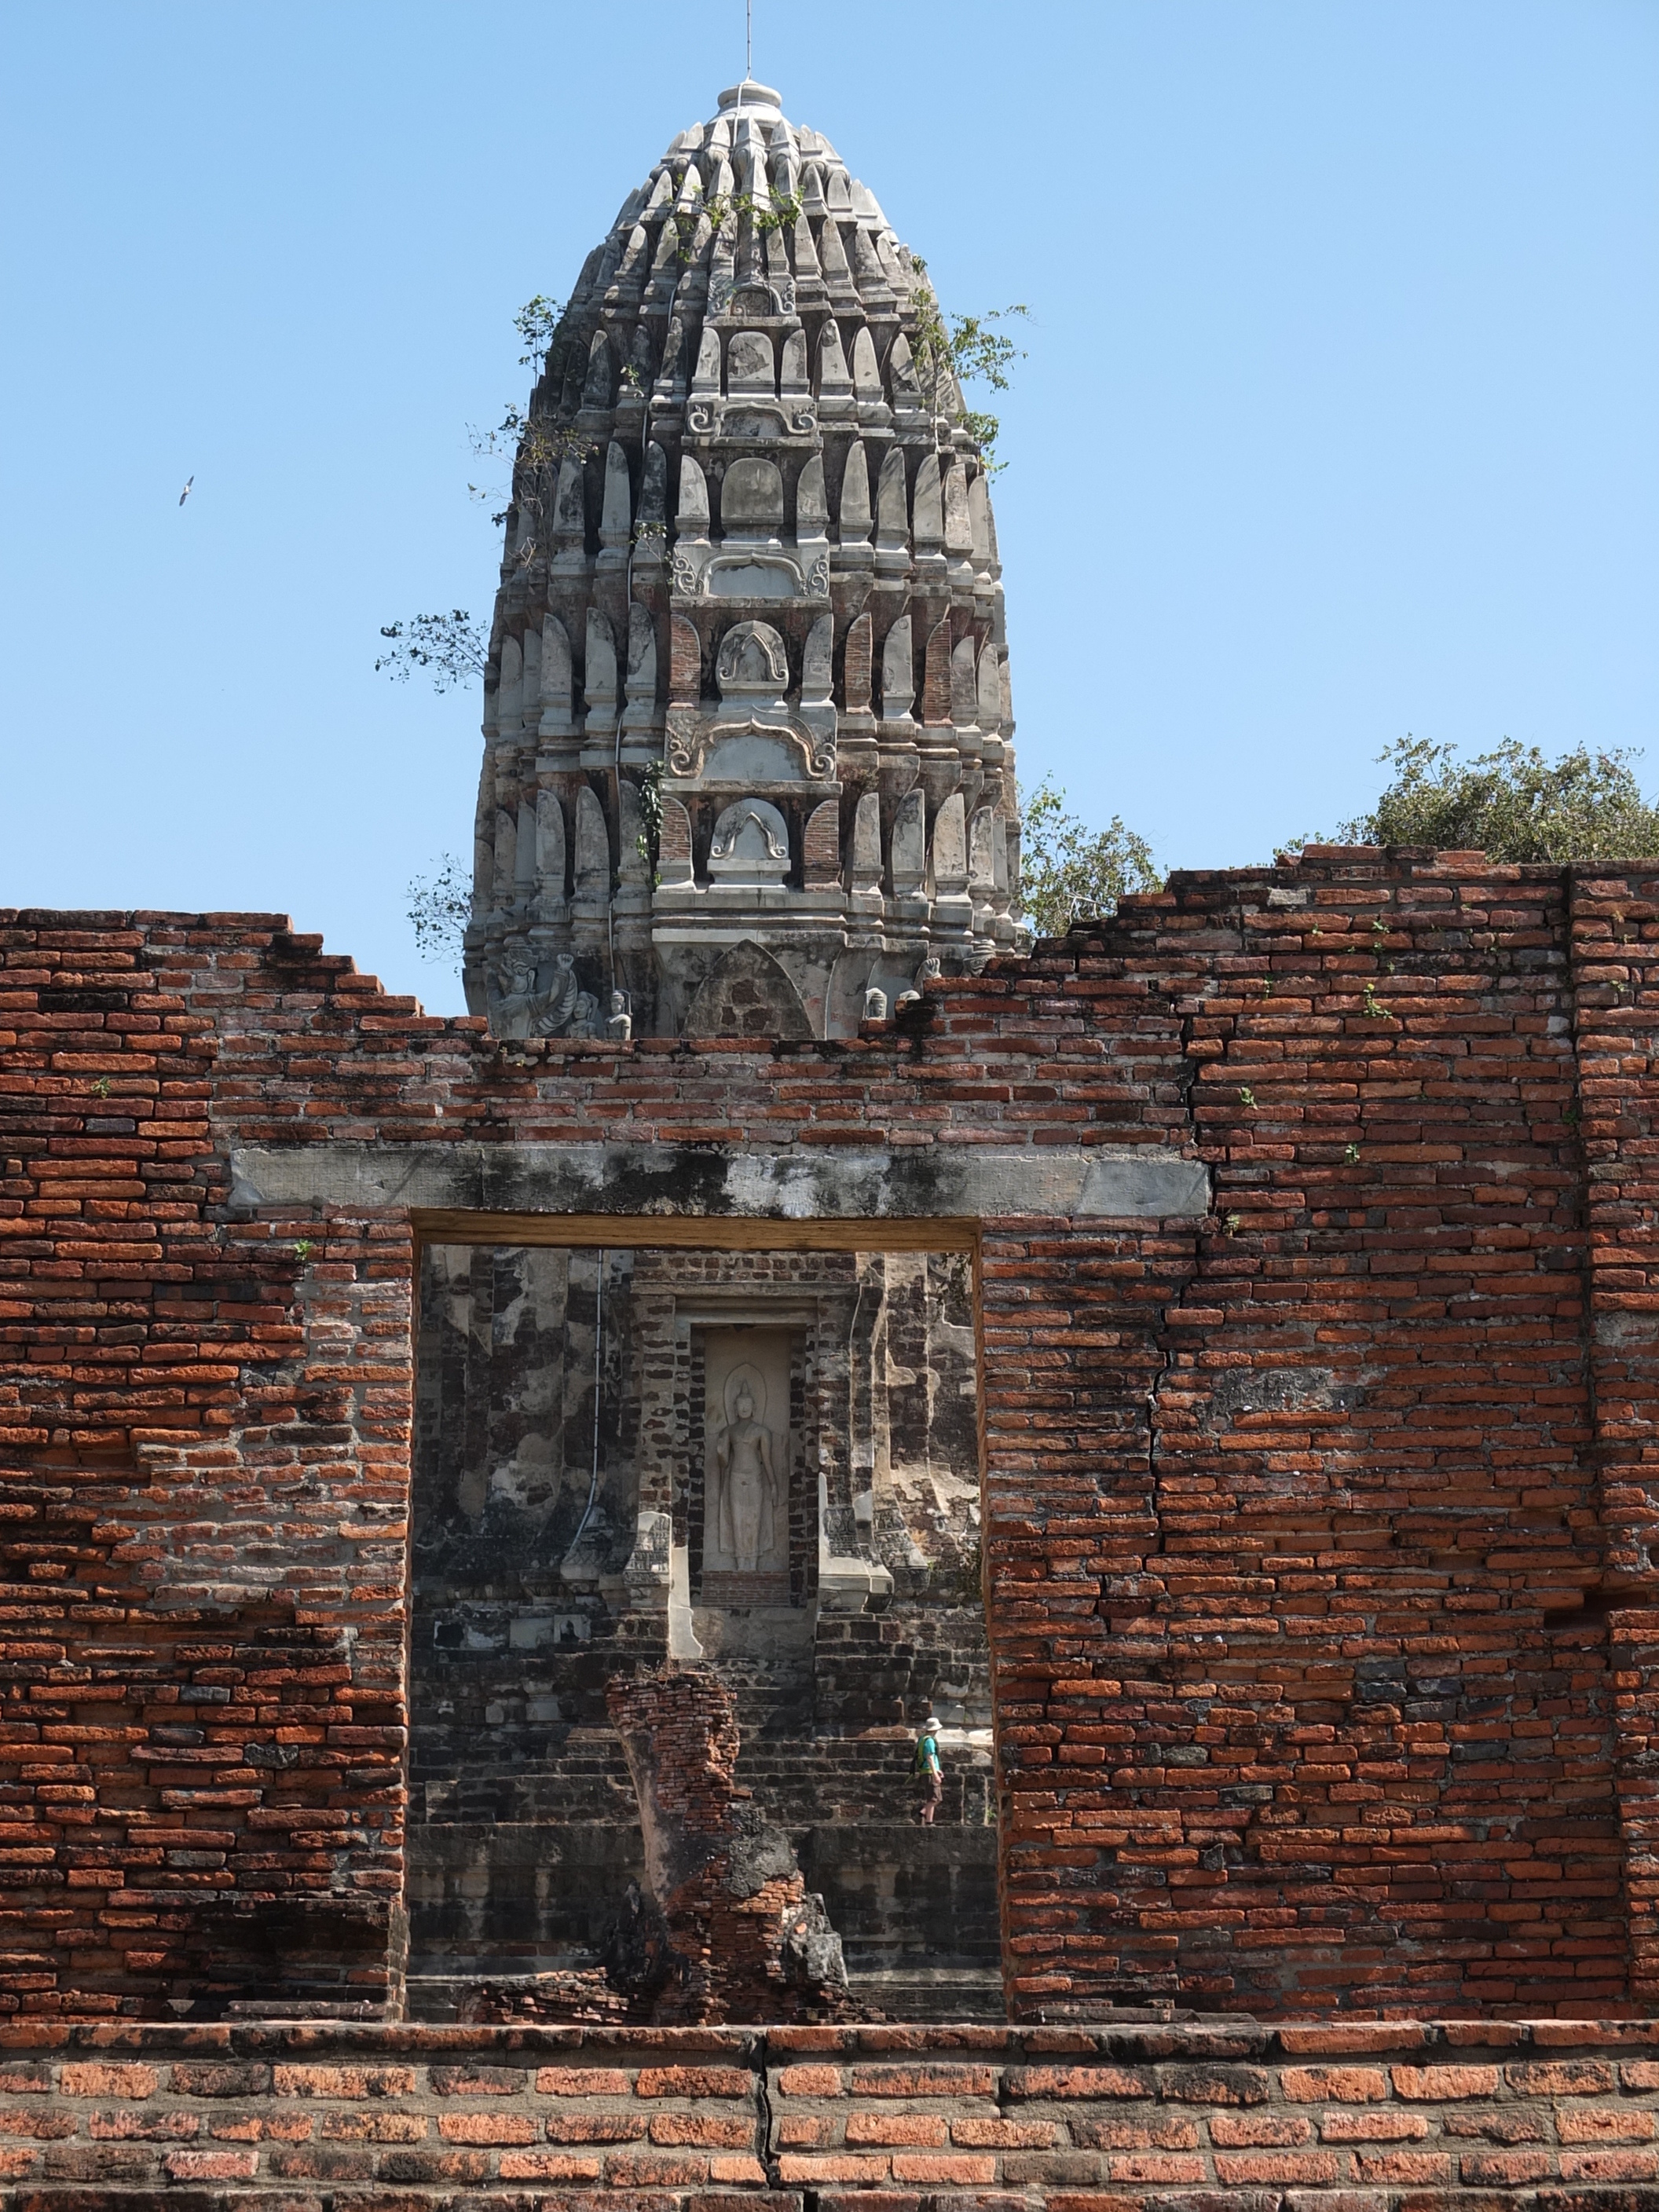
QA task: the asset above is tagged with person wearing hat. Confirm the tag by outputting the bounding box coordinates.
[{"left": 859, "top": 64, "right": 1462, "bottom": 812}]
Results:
[{"left": 913, "top": 1716, "right": 943, "bottom": 1825}]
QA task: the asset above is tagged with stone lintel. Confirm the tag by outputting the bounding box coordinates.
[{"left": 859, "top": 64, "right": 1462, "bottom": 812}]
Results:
[{"left": 227, "top": 1141, "right": 1211, "bottom": 1225}]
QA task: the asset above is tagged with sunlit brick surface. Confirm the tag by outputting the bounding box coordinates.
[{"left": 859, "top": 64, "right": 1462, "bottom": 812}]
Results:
[{"left": 3, "top": 849, "right": 1659, "bottom": 2023}]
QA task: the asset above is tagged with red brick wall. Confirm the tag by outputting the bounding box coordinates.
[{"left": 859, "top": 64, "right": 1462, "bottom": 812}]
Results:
[
  {"left": 2, "top": 851, "right": 1657, "bottom": 2020},
  {"left": 3, "top": 2016, "right": 1659, "bottom": 2202}
]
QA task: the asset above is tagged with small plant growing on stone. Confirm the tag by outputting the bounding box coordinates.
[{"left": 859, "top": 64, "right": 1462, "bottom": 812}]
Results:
[
  {"left": 1361, "top": 980, "right": 1389, "bottom": 1018},
  {"left": 291, "top": 1240, "right": 315, "bottom": 1264},
  {"left": 1225, "top": 1212, "right": 1243, "bottom": 1234},
  {"left": 1344, "top": 1142, "right": 1361, "bottom": 1164},
  {"left": 1238, "top": 1087, "right": 1257, "bottom": 1108},
  {"left": 90, "top": 1077, "right": 110, "bottom": 1099}
]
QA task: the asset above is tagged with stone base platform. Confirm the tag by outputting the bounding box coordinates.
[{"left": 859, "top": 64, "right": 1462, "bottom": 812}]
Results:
[{"left": 5, "top": 2016, "right": 1659, "bottom": 2206}]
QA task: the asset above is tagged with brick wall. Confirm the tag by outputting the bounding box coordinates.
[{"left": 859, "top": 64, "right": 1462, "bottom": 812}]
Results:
[
  {"left": 3, "top": 851, "right": 1659, "bottom": 2019},
  {"left": 5, "top": 2017, "right": 1659, "bottom": 2203}
]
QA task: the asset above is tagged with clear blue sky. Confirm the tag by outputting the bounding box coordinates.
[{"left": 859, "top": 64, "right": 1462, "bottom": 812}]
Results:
[{"left": 2, "top": 1, "right": 1654, "bottom": 1014}]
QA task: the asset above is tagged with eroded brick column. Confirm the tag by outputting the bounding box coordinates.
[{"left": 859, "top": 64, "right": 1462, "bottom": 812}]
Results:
[{"left": 606, "top": 1663, "right": 848, "bottom": 2023}]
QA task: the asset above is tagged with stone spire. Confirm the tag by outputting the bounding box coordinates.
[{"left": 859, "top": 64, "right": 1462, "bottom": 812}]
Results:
[{"left": 464, "top": 79, "right": 1026, "bottom": 1041}]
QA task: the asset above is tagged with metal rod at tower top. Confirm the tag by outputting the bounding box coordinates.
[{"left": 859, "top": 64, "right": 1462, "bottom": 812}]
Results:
[{"left": 746, "top": 0, "right": 752, "bottom": 79}]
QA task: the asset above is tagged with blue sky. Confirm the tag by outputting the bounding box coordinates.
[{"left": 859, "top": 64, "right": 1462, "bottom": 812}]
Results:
[{"left": 2, "top": 1, "right": 1654, "bottom": 1014}]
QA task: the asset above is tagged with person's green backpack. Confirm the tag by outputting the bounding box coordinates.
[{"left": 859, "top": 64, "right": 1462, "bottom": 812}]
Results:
[{"left": 912, "top": 1731, "right": 937, "bottom": 1774}]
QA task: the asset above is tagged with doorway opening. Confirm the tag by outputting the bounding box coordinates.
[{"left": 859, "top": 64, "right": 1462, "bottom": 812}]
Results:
[{"left": 405, "top": 1220, "right": 998, "bottom": 2020}]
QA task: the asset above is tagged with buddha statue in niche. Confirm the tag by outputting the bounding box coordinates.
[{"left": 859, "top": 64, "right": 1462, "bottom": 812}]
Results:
[{"left": 715, "top": 1369, "right": 780, "bottom": 1574}]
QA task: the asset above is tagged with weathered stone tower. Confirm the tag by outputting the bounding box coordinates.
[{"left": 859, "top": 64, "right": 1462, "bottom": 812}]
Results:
[{"left": 464, "top": 79, "right": 1024, "bottom": 1040}]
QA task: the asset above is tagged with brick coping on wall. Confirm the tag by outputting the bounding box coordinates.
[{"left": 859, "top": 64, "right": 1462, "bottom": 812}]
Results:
[{"left": 9, "top": 2016, "right": 1659, "bottom": 2204}]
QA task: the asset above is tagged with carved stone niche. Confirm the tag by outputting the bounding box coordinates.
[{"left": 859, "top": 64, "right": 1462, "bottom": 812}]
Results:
[
  {"left": 714, "top": 620, "right": 790, "bottom": 721},
  {"left": 701, "top": 1328, "right": 792, "bottom": 1606},
  {"left": 665, "top": 619, "right": 837, "bottom": 789},
  {"left": 708, "top": 797, "right": 791, "bottom": 887}
]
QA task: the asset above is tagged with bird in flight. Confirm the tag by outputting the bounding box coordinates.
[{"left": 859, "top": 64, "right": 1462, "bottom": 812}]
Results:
[{"left": 178, "top": 475, "right": 194, "bottom": 507}]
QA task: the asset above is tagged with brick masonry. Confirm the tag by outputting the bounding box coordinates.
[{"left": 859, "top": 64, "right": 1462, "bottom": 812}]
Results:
[
  {"left": 5, "top": 2016, "right": 1659, "bottom": 2204},
  {"left": 4, "top": 849, "right": 1659, "bottom": 2023}
]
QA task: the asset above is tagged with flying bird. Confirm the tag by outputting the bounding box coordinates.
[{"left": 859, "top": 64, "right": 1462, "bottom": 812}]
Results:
[{"left": 178, "top": 476, "right": 194, "bottom": 507}]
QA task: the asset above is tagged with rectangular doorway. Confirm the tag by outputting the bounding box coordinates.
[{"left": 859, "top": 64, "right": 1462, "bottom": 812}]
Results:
[{"left": 405, "top": 1221, "right": 999, "bottom": 2021}]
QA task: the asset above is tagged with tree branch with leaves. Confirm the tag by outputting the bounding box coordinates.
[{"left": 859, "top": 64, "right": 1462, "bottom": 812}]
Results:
[
  {"left": 907, "top": 258, "right": 1031, "bottom": 467},
  {"left": 1284, "top": 736, "right": 1659, "bottom": 863},
  {"left": 1019, "top": 778, "right": 1163, "bottom": 935}
]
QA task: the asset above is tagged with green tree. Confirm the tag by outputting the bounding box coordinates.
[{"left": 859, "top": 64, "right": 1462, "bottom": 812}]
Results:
[
  {"left": 1298, "top": 736, "right": 1659, "bottom": 862},
  {"left": 907, "top": 258, "right": 1030, "bottom": 467},
  {"left": 1019, "top": 778, "right": 1162, "bottom": 935}
]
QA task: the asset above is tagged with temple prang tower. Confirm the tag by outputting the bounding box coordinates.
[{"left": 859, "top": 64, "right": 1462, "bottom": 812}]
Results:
[{"left": 464, "top": 79, "right": 1026, "bottom": 1042}]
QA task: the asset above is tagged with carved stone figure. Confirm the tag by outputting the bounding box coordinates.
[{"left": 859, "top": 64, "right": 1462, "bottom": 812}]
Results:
[
  {"left": 606, "top": 990, "right": 633, "bottom": 1044},
  {"left": 489, "top": 949, "right": 598, "bottom": 1040},
  {"left": 715, "top": 1373, "right": 778, "bottom": 1575}
]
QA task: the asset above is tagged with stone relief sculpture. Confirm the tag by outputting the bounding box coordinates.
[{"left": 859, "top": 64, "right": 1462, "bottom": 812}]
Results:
[
  {"left": 713, "top": 1364, "right": 782, "bottom": 1575},
  {"left": 489, "top": 948, "right": 599, "bottom": 1039}
]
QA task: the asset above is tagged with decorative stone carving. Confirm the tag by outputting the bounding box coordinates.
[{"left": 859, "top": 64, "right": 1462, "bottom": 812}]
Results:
[
  {"left": 837, "top": 440, "right": 873, "bottom": 566},
  {"left": 716, "top": 619, "right": 789, "bottom": 707},
  {"left": 891, "top": 788, "right": 926, "bottom": 896},
  {"left": 599, "top": 441, "right": 632, "bottom": 561},
  {"left": 721, "top": 456, "right": 785, "bottom": 539},
  {"left": 800, "top": 611, "right": 835, "bottom": 747},
  {"left": 584, "top": 610, "right": 618, "bottom": 734},
  {"left": 574, "top": 786, "right": 610, "bottom": 913},
  {"left": 708, "top": 796, "right": 790, "bottom": 884},
  {"left": 488, "top": 947, "right": 597, "bottom": 1039},
  {"left": 620, "top": 606, "right": 657, "bottom": 734},
  {"left": 535, "top": 789, "right": 566, "bottom": 907},
  {"left": 911, "top": 453, "right": 944, "bottom": 560},
  {"left": 539, "top": 613, "right": 574, "bottom": 737},
  {"left": 496, "top": 635, "right": 523, "bottom": 745},
  {"left": 461, "top": 78, "right": 1028, "bottom": 1032},
  {"left": 881, "top": 615, "right": 915, "bottom": 723},
  {"left": 725, "top": 328, "right": 775, "bottom": 393},
  {"left": 851, "top": 791, "right": 882, "bottom": 915}
]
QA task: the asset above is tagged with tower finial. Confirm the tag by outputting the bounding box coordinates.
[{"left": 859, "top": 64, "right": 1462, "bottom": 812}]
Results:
[{"left": 746, "top": 0, "right": 752, "bottom": 80}]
